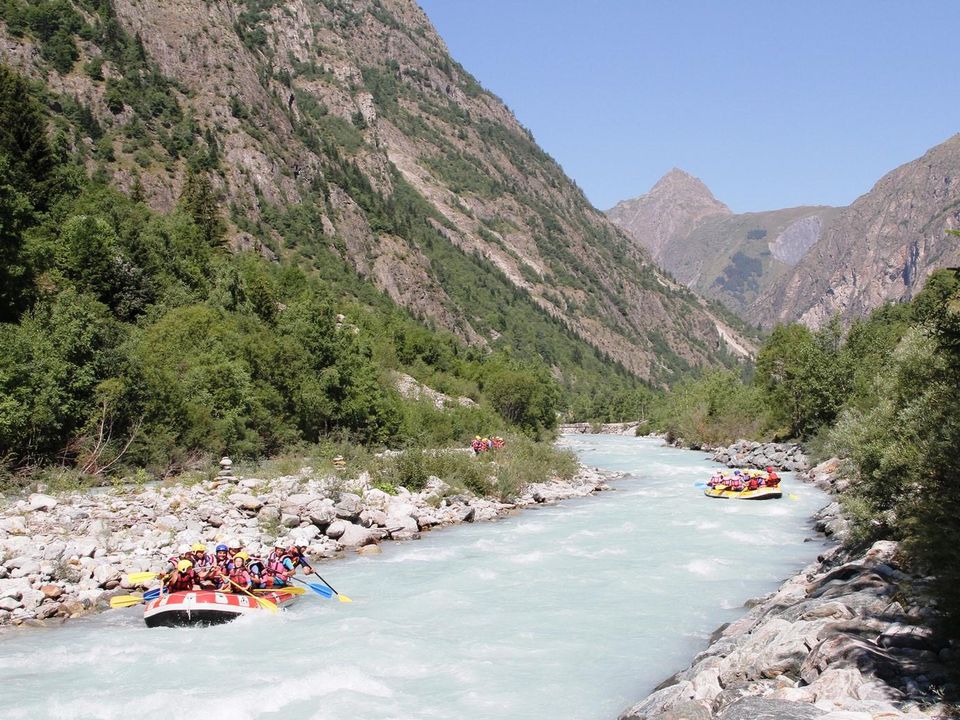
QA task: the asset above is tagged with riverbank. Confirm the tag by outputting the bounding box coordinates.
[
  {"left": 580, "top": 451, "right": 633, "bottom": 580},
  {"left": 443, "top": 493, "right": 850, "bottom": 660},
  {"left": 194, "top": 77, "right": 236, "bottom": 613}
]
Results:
[
  {"left": 618, "top": 459, "right": 956, "bottom": 720},
  {"left": 0, "top": 458, "right": 612, "bottom": 629}
]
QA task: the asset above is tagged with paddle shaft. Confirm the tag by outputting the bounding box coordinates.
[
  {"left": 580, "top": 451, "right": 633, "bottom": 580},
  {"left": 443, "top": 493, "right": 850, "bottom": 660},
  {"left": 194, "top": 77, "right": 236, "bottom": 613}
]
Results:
[{"left": 223, "top": 572, "right": 277, "bottom": 612}]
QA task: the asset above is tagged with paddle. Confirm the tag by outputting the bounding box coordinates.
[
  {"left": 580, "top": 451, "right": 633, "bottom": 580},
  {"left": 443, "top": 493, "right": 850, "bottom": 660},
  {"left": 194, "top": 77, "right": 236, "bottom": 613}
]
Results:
[
  {"left": 311, "top": 573, "right": 352, "bottom": 603},
  {"left": 109, "top": 594, "right": 147, "bottom": 608},
  {"left": 290, "top": 575, "right": 339, "bottom": 601},
  {"left": 126, "top": 571, "right": 160, "bottom": 584},
  {"left": 223, "top": 574, "right": 278, "bottom": 613},
  {"left": 253, "top": 586, "right": 305, "bottom": 595}
]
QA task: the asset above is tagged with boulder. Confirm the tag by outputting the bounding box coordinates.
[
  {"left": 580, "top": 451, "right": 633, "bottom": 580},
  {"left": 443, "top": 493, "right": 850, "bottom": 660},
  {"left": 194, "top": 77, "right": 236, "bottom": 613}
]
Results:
[
  {"left": 0, "top": 516, "right": 27, "bottom": 534},
  {"left": 325, "top": 520, "right": 347, "bottom": 540},
  {"left": 357, "top": 544, "right": 382, "bottom": 556},
  {"left": 229, "top": 494, "right": 264, "bottom": 512},
  {"left": 362, "top": 489, "right": 391, "bottom": 511},
  {"left": 40, "top": 584, "right": 63, "bottom": 600},
  {"left": 335, "top": 493, "right": 363, "bottom": 520},
  {"left": 0, "top": 596, "right": 22, "bottom": 611},
  {"left": 800, "top": 635, "right": 902, "bottom": 685},
  {"left": 280, "top": 513, "right": 300, "bottom": 528},
  {"left": 619, "top": 681, "right": 696, "bottom": 720},
  {"left": 647, "top": 701, "right": 713, "bottom": 720},
  {"left": 306, "top": 503, "right": 337, "bottom": 528},
  {"left": 19, "top": 588, "right": 44, "bottom": 611},
  {"left": 27, "top": 493, "right": 58, "bottom": 512},
  {"left": 359, "top": 509, "right": 388, "bottom": 528},
  {"left": 337, "top": 523, "right": 377, "bottom": 548},
  {"left": 257, "top": 506, "right": 281, "bottom": 523},
  {"left": 716, "top": 697, "right": 825, "bottom": 720}
]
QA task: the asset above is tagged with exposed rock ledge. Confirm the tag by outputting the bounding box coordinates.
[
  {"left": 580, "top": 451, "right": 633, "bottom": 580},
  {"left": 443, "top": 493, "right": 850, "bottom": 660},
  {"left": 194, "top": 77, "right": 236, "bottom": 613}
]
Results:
[
  {"left": 0, "top": 463, "right": 613, "bottom": 629},
  {"left": 619, "top": 460, "right": 956, "bottom": 720}
]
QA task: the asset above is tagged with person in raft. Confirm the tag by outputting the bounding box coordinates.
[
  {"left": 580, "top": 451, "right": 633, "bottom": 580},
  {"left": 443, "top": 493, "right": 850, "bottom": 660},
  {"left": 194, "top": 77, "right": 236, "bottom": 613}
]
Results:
[
  {"left": 471, "top": 436, "right": 485, "bottom": 454},
  {"left": 764, "top": 466, "right": 781, "bottom": 487},
  {"left": 165, "top": 559, "right": 201, "bottom": 592},
  {"left": 220, "top": 551, "right": 253, "bottom": 593}
]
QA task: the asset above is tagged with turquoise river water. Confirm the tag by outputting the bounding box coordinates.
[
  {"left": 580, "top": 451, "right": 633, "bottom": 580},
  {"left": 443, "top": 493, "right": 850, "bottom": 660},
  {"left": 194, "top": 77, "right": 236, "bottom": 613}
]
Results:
[{"left": 0, "top": 435, "right": 831, "bottom": 719}]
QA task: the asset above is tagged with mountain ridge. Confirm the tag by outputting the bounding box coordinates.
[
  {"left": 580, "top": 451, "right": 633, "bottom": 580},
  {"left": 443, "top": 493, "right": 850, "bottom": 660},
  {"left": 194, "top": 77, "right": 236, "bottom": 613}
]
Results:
[
  {"left": 0, "top": 0, "right": 754, "bottom": 381},
  {"left": 608, "top": 136, "right": 960, "bottom": 327}
]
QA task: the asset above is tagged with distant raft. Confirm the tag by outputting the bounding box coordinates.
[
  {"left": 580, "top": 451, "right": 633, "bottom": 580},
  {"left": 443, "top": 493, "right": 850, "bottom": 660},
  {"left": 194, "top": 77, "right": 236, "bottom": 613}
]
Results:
[{"left": 703, "top": 484, "right": 782, "bottom": 500}]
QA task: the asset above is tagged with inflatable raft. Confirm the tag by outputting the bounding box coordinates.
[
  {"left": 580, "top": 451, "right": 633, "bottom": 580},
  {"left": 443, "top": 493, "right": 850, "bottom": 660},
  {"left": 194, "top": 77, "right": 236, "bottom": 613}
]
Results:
[
  {"left": 704, "top": 485, "right": 782, "bottom": 500},
  {"left": 143, "top": 589, "right": 300, "bottom": 627}
]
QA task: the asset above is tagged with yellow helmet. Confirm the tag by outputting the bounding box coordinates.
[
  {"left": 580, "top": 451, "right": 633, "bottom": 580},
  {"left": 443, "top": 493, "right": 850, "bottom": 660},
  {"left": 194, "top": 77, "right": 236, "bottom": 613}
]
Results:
[
  {"left": 235, "top": 551, "right": 250, "bottom": 562},
  {"left": 191, "top": 543, "right": 206, "bottom": 552},
  {"left": 177, "top": 559, "right": 193, "bottom": 572}
]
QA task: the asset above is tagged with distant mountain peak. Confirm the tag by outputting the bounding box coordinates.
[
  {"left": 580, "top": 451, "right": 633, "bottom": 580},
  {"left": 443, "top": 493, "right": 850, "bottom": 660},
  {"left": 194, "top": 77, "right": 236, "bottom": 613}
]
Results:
[
  {"left": 606, "top": 168, "right": 730, "bottom": 261},
  {"left": 648, "top": 168, "right": 729, "bottom": 212}
]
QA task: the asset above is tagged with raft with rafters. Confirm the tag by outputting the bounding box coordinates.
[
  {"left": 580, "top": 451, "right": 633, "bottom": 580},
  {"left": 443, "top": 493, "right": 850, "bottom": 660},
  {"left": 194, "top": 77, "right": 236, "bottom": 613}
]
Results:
[
  {"left": 143, "top": 589, "right": 300, "bottom": 627},
  {"left": 703, "top": 484, "right": 782, "bottom": 500}
]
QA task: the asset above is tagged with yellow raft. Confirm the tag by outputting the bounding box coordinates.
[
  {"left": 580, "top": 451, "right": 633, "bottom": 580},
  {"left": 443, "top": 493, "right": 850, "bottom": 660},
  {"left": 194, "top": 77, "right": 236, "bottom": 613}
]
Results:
[{"left": 703, "top": 484, "right": 782, "bottom": 500}]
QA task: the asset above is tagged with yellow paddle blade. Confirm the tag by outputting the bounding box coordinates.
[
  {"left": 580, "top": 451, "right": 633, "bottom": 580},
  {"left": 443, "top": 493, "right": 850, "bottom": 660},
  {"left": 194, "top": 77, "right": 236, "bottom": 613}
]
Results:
[
  {"left": 336, "top": 594, "right": 353, "bottom": 603},
  {"left": 253, "top": 586, "right": 305, "bottom": 595},
  {"left": 255, "top": 596, "right": 278, "bottom": 612},
  {"left": 126, "top": 571, "right": 160, "bottom": 584},
  {"left": 109, "top": 594, "right": 144, "bottom": 608},
  {"left": 789, "top": 494, "right": 799, "bottom": 501}
]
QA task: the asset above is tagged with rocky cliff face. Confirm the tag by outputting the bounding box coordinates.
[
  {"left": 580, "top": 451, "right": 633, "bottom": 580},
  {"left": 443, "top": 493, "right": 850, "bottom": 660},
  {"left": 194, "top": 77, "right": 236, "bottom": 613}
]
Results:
[
  {"left": 754, "top": 135, "right": 960, "bottom": 328},
  {"left": 0, "top": 0, "right": 753, "bottom": 381},
  {"left": 609, "top": 136, "right": 960, "bottom": 328}
]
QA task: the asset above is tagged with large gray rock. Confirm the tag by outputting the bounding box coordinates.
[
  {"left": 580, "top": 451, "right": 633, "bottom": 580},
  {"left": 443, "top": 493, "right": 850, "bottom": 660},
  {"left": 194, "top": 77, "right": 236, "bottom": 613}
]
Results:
[
  {"left": 325, "top": 520, "right": 347, "bottom": 540},
  {"left": 0, "top": 597, "right": 21, "bottom": 611},
  {"left": 362, "top": 488, "right": 391, "bottom": 511},
  {"left": 307, "top": 502, "right": 336, "bottom": 528},
  {"left": 335, "top": 493, "right": 363, "bottom": 520},
  {"left": 0, "top": 516, "right": 27, "bottom": 534},
  {"left": 719, "top": 618, "right": 818, "bottom": 683},
  {"left": 716, "top": 697, "right": 824, "bottom": 720},
  {"left": 337, "top": 522, "right": 377, "bottom": 548}
]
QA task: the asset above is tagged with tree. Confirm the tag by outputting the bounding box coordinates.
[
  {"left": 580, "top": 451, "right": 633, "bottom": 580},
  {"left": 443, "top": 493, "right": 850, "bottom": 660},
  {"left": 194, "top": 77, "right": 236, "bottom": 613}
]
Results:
[{"left": 179, "top": 168, "right": 225, "bottom": 247}]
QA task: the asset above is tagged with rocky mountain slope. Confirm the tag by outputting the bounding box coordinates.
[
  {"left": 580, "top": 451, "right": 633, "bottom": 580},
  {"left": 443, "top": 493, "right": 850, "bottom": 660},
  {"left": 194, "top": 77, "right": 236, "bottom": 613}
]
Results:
[
  {"left": 0, "top": 0, "right": 752, "bottom": 383},
  {"left": 609, "top": 137, "right": 960, "bottom": 328}
]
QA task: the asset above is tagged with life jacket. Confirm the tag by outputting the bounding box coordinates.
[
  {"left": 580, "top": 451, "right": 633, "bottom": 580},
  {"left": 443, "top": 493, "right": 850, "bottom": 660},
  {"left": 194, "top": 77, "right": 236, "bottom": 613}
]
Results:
[
  {"left": 167, "top": 569, "right": 197, "bottom": 592},
  {"left": 228, "top": 567, "right": 252, "bottom": 591},
  {"left": 194, "top": 552, "right": 214, "bottom": 568},
  {"left": 492, "top": 437, "right": 505, "bottom": 449},
  {"left": 766, "top": 471, "right": 781, "bottom": 486},
  {"left": 747, "top": 478, "right": 759, "bottom": 491},
  {"left": 471, "top": 439, "right": 484, "bottom": 453}
]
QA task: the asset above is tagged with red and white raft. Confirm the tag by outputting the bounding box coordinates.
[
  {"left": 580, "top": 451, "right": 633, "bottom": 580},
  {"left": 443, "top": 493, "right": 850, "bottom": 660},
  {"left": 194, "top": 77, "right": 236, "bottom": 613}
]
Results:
[{"left": 143, "top": 589, "right": 300, "bottom": 628}]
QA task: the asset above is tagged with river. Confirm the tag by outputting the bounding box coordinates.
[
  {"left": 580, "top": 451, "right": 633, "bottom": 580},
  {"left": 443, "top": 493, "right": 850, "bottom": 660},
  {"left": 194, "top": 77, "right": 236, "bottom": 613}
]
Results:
[{"left": 0, "top": 435, "right": 831, "bottom": 720}]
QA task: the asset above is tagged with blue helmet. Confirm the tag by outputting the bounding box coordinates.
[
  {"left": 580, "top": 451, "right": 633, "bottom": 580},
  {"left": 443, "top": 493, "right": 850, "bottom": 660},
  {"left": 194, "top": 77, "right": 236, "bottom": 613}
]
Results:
[{"left": 215, "top": 543, "right": 228, "bottom": 552}]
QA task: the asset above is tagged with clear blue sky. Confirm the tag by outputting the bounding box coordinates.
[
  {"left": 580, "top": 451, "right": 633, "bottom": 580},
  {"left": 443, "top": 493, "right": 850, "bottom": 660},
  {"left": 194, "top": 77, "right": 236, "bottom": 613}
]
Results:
[{"left": 416, "top": 1, "right": 960, "bottom": 213}]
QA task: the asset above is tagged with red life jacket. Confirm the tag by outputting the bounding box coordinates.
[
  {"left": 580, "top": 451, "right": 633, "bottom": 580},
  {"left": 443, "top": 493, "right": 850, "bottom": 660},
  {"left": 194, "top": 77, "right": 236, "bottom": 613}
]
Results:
[
  {"left": 228, "top": 567, "right": 252, "bottom": 591},
  {"left": 747, "top": 478, "right": 759, "bottom": 491},
  {"left": 766, "top": 471, "right": 781, "bottom": 486},
  {"left": 167, "top": 569, "right": 197, "bottom": 592}
]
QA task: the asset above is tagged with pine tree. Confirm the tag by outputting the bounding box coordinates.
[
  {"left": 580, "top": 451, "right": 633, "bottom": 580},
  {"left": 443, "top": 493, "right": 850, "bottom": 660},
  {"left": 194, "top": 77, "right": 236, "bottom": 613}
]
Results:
[{"left": 179, "top": 167, "right": 226, "bottom": 246}]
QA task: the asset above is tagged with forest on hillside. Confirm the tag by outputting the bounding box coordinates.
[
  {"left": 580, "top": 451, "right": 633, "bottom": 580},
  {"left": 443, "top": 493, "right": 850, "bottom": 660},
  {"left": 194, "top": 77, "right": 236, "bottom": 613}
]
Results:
[
  {"left": 649, "top": 262, "right": 960, "bottom": 635},
  {"left": 0, "top": 62, "right": 655, "bottom": 488}
]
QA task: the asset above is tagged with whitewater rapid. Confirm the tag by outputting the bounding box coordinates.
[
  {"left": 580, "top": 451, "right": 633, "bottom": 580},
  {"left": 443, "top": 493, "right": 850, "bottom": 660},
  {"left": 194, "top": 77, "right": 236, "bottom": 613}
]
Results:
[{"left": 0, "top": 435, "right": 831, "bottom": 719}]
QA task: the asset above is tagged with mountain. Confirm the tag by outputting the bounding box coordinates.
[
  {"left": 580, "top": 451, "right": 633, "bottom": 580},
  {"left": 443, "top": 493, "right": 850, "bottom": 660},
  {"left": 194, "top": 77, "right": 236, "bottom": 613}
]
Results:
[
  {"left": 755, "top": 135, "right": 960, "bottom": 327},
  {"left": 0, "top": 0, "right": 752, "bottom": 383},
  {"left": 608, "top": 136, "right": 960, "bottom": 328}
]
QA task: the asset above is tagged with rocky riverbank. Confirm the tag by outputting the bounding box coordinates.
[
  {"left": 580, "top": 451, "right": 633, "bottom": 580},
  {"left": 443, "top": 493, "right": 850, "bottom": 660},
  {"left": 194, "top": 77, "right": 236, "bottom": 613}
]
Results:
[
  {"left": 0, "top": 462, "right": 612, "bottom": 629},
  {"left": 618, "top": 459, "right": 956, "bottom": 720}
]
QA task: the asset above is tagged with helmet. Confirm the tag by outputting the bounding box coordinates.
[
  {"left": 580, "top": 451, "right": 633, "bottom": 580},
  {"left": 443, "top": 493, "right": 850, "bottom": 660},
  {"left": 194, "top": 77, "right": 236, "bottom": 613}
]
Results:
[
  {"left": 191, "top": 543, "right": 206, "bottom": 552},
  {"left": 177, "top": 559, "right": 193, "bottom": 572},
  {"left": 235, "top": 551, "right": 249, "bottom": 562},
  {"left": 766, "top": 466, "right": 774, "bottom": 472},
  {"left": 215, "top": 544, "right": 228, "bottom": 553},
  {"left": 475, "top": 436, "right": 481, "bottom": 440},
  {"left": 227, "top": 538, "right": 242, "bottom": 549}
]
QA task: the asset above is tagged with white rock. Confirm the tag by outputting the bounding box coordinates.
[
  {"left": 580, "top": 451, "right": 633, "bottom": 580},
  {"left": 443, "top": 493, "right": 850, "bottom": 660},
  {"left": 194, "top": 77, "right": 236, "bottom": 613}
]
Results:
[
  {"left": 229, "top": 494, "right": 264, "bottom": 512},
  {"left": 27, "top": 493, "right": 58, "bottom": 512},
  {"left": 0, "top": 597, "right": 21, "bottom": 611},
  {"left": 0, "top": 517, "right": 27, "bottom": 534},
  {"left": 362, "top": 489, "right": 391, "bottom": 511}
]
